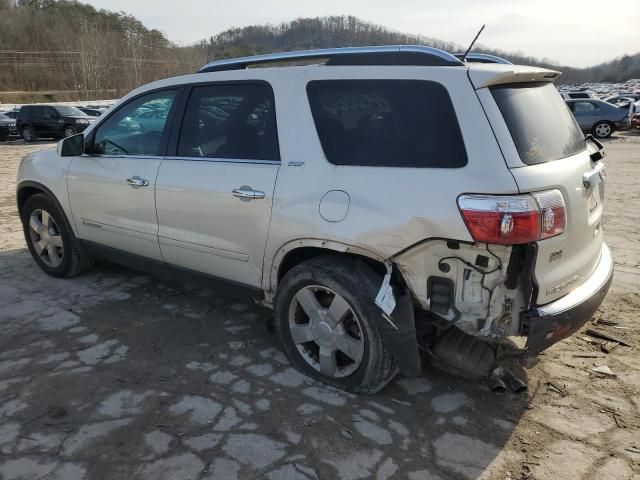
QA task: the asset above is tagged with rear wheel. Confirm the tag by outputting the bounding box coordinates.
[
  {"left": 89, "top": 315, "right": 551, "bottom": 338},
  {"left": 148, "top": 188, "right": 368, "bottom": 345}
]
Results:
[
  {"left": 21, "top": 193, "right": 93, "bottom": 278},
  {"left": 21, "top": 126, "right": 35, "bottom": 142},
  {"left": 63, "top": 126, "right": 76, "bottom": 138},
  {"left": 274, "top": 257, "right": 396, "bottom": 394},
  {"left": 592, "top": 121, "right": 613, "bottom": 139}
]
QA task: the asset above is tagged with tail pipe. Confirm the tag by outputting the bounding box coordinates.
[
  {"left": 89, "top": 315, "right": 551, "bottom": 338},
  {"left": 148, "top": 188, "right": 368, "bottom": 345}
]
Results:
[{"left": 490, "top": 366, "right": 528, "bottom": 394}]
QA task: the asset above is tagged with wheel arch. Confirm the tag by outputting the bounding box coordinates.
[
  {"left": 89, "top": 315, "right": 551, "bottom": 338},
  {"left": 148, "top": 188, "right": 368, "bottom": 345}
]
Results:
[
  {"left": 17, "top": 181, "right": 67, "bottom": 221},
  {"left": 268, "top": 239, "right": 389, "bottom": 297}
]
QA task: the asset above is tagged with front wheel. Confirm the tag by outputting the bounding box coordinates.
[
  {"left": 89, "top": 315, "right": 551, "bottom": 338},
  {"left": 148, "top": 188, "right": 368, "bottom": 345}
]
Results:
[
  {"left": 21, "top": 193, "right": 93, "bottom": 278},
  {"left": 21, "top": 126, "right": 35, "bottom": 142},
  {"left": 592, "top": 121, "right": 613, "bottom": 139},
  {"left": 274, "top": 257, "right": 397, "bottom": 394}
]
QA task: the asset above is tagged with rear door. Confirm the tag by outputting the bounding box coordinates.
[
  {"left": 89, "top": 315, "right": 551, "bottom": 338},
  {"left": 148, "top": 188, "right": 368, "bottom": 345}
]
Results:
[
  {"left": 480, "top": 81, "right": 605, "bottom": 305},
  {"left": 155, "top": 82, "right": 280, "bottom": 288},
  {"left": 67, "top": 88, "right": 179, "bottom": 260}
]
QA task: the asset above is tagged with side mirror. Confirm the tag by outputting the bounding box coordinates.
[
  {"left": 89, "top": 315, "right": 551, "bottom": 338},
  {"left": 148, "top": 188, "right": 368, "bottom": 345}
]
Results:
[{"left": 59, "top": 133, "right": 85, "bottom": 157}]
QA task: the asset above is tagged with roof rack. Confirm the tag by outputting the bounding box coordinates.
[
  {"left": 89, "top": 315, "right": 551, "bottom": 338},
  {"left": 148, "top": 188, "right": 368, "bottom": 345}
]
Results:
[
  {"left": 454, "top": 53, "right": 512, "bottom": 64},
  {"left": 198, "top": 45, "right": 464, "bottom": 73}
]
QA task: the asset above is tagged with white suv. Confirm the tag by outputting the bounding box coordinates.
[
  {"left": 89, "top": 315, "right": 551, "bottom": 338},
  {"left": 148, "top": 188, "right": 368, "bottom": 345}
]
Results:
[{"left": 16, "top": 46, "right": 613, "bottom": 393}]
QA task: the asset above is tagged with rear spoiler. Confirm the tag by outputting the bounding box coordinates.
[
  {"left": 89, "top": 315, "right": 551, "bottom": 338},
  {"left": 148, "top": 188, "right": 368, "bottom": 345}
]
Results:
[{"left": 468, "top": 64, "right": 561, "bottom": 89}]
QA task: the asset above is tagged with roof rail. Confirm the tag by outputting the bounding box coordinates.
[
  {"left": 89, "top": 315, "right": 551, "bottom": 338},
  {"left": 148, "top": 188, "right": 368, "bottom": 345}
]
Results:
[
  {"left": 454, "top": 53, "right": 513, "bottom": 64},
  {"left": 198, "top": 45, "right": 464, "bottom": 73}
]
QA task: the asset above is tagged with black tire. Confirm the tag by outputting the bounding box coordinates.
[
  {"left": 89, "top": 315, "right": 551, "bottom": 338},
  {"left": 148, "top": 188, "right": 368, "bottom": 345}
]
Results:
[
  {"left": 21, "top": 193, "right": 93, "bottom": 278},
  {"left": 21, "top": 125, "right": 35, "bottom": 142},
  {"left": 274, "top": 256, "right": 397, "bottom": 394},
  {"left": 63, "top": 126, "right": 76, "bottom": 138},
  {"left": 592, "top": 121, "right": 613, "bottom": 139},
  {"left": 0, "top": 133, "right": 7, "bottom": 142}
]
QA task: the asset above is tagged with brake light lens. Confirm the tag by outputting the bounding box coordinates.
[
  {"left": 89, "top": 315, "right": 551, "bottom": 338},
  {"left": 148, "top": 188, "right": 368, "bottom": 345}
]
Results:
[
  {"left": 533, "top": 190, "right": 566, "bottom": 239},
  {"left": 458, "top": 190, "right": 566, "bottom": 245}
]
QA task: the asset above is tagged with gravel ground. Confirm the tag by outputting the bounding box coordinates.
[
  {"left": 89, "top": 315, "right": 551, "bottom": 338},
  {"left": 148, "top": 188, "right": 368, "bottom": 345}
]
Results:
[{"left": 0, "top": 135, "right": 639, "bottom": 480}]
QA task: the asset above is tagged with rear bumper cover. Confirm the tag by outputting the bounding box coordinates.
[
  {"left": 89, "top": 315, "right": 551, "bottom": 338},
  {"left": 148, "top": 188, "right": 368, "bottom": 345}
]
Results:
[{"left": 524, "top": 243, "right": 613, "bottom": 354}]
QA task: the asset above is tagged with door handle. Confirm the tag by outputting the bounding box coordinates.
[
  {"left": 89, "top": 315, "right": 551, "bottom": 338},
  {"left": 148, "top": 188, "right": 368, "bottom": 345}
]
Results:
[
  {"left": 126, "top": 176, "right": 149, "bottom": 188},
  {"left": 232, "top": 186, "right": 265, "bottom": 200}
]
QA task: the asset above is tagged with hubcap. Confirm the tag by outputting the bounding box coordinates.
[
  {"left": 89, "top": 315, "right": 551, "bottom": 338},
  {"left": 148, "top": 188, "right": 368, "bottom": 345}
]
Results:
[
  {"left": 64, "top": 128, "right": 74, "bottom": 137},
  {"left": 28, "top": 209, "right": 64, "bottom": 267},
  {"left": 288, "top": 285, "right": 365, "bottom": 378},
  {"left": 596, "top": 123, "right": 611, "bottom": 137},
  {"left": 23, "top": 128, "right": 32, "bottom": 141}
]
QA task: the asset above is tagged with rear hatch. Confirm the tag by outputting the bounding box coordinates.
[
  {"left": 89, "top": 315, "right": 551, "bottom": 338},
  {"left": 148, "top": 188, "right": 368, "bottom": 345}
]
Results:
[{"left": 476, "top": 75, "right": 605, "bottom": 305}]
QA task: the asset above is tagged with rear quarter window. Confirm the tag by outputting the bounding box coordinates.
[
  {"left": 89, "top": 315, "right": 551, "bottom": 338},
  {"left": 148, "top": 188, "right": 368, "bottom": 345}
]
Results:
[
  {"left": 491, "top": 82, "right": 586, "bottom": 165},
  {"left": 307, "top": 80, "right": 467, "bottom": 168}
]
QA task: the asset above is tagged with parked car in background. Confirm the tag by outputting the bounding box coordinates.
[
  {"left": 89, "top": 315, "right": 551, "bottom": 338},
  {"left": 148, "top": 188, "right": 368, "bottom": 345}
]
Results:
[
  {"left": 565, "top": 99, "right": 630, "bottom": 138},
  {"left": 16, "top": 105, "right": 95, "bottom": 142},
  {"left": 560, "top": 91, "right": 597, "bottom": 100},
  {"left": 16, "top": 46, "right": 613, "bottom": 394},
  {"left": 78, "top": 107, "right": 106, "bottom": 117},
  {"left": 3, "top": 110, "right": 19, "bottom": 120},
  {"left": 0, "top": 113, "right": 18, "bottom": 140}
]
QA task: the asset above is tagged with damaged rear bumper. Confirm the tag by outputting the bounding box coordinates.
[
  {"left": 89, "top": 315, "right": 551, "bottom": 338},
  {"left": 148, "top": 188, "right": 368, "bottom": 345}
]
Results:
[{"left": 524, "top": 243, "right": 613, "bottom": 354}]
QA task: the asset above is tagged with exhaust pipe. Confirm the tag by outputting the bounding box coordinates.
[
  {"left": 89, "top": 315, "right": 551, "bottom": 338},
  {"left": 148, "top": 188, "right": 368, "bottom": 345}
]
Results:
[{"left": 490, "top": 367, "right": 528, "bottom": 394}]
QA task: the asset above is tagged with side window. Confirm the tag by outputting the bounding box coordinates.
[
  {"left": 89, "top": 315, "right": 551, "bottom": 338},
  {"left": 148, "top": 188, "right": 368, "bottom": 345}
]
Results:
[
  {"left": 306, "top": 80, "right": 467, "bottom": 167},
  {"left": 177, "top": 83, "right": 279, "bottom": 161},
  {"left": 92, "top": 89, "right": 177, "bottom": 156},
  {"left": 43, "top": 108, "right": 57, "bottom": 119},
  {"left": 573, "top": 102, "right": 596, "bottom": 113}
]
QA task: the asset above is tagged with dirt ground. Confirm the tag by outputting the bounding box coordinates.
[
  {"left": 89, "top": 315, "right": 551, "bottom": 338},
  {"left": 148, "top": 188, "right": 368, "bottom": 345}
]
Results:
[{"left": 0, "top": 134, "right": 638, "bottom": 480}]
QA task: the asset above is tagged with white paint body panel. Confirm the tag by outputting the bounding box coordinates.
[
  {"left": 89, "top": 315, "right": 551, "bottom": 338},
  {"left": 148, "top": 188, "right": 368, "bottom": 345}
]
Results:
[
  {"left": 155, "top": 159, "right": 279, "bottom": 288},
  {"left": 66, "top": 155, "right": 163, "bottom": 260}
]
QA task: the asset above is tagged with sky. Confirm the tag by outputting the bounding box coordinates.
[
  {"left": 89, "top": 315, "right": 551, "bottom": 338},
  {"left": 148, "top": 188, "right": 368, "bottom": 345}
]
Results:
[{"left": 85, "top": 0, "right": 639, "bottom": 68}]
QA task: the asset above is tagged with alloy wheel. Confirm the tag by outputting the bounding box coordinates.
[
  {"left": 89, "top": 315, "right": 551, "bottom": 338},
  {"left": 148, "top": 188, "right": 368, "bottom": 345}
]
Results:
[
  {"left": 595, "top": 123, "right": 611, "bottom": 138},
  {"left": 28, "top": 209, "right": 64, "bottom": 267},
  {"left": 288, "top": 285, "right": 365, "bottom": 378}
]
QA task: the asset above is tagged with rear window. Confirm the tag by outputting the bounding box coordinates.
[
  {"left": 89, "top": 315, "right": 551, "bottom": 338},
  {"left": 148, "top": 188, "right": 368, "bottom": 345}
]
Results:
[
  {"left": 492, "top": 82, "right": 585, "bottom": 165},
  {"left": 307, "top": 80, "right": 467, "bottom": 168}
]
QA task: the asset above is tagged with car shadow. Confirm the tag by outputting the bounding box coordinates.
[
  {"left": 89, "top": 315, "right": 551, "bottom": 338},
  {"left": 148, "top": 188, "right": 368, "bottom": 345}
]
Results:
[{"left": 0, "top": 247, "right": 528, "bottom": 479}]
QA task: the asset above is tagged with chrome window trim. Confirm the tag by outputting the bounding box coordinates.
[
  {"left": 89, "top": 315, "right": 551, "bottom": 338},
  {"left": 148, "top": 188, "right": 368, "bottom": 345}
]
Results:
[
  {"left": 82, "top": 154, "right": 162, "bottom": 160},
  {"left": 163, "top": 156, "right": 280, "bottom": 165}
]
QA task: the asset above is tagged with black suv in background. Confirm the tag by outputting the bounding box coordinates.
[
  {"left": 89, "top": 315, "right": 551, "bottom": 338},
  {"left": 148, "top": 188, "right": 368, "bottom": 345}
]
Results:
[{"left": 16, "top": 105, "right": 95, "bottom": 142}]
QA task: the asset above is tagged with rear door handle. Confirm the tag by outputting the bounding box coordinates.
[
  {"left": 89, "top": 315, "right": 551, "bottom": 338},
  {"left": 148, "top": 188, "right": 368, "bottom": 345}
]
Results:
[
  {"left": 232, "top": 186, "right": 265, "bottom": 200},
  {"left": 126, "top": 176, "right": 149, "bottom": 188}
]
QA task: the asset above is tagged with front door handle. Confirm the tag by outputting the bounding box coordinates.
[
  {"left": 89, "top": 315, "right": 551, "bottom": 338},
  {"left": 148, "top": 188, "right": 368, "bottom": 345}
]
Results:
[
  {"left": 232, "top": 186, "right": 265, "bottom": 200},
  {"left": 126, "top": 176, "right": 149, "bottom": 188}
]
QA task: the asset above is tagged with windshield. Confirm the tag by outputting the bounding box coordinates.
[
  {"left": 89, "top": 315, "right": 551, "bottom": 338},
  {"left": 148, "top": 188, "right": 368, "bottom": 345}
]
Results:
[
  {"left": 491, "top": 82, "right": 585, "bottom": 165},
  {"left": 54, "top": 106, "right": 86, "bottom": 117},
  {"left": 0, "top": 114, "right": 9, "bottom": 121}
]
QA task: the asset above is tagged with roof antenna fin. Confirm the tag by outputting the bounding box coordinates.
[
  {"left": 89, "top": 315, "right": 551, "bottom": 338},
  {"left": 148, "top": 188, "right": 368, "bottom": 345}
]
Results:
[{"left": 461, "top": 24, "right": 485, "bottom": 62}]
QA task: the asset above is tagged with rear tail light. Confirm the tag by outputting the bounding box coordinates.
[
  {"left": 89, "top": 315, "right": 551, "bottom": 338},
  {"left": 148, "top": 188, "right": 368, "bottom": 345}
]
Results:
[
  {"left": 533, "top": 190, "right": 566, "bottom": 239},
  {"left": 458, "top": 190, "right": 566, "bottom": 245}
]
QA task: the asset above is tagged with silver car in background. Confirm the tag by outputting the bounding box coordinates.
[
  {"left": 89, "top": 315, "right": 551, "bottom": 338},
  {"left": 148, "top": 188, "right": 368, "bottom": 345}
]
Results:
[{"left": 566, "top": 99, "right": 631, "bottom": 138}]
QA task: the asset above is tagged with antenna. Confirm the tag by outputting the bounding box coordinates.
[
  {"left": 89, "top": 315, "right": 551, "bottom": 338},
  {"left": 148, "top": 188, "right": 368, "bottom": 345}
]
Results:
[{"left": 461, "top": 24, "right": 485, "bottom": 62}]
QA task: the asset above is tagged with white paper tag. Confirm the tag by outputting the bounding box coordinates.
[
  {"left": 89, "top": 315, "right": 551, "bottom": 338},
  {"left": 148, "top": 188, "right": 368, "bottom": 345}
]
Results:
[{"left": 375, "top": 272, "right": 396, "bottom": 317}]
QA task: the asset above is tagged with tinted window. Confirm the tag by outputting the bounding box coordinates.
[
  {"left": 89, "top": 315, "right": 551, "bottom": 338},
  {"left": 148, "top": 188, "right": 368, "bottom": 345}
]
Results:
[
  {"left": 307, "top": 80, "right": 467, "bottom": 168},
  {"left": 43, "top": 107, "right": 58, "bottom": 119},
  {"left": 177, "top": 83, "right": 279, "bottom": 161},
  {"left": 93, "top": 89, "right": 176, "bottom": 156},
  {"left": 492, "top": 82, "right": 585, "bottom": 165},
  {"left": 55, "top": 106, "right": 86, "bottom": 117},
  {"left": 573, "top": 101, "right": 598, "bottom": 112}
]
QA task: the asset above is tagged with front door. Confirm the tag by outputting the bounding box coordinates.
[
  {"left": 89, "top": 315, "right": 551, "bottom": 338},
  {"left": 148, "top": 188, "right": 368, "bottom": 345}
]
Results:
[
  {"left": 67, "top": 88, "right": 179, "bottom": 261},
  {"left": 155, "top": 82, "right": 280, "bottom": 288}
]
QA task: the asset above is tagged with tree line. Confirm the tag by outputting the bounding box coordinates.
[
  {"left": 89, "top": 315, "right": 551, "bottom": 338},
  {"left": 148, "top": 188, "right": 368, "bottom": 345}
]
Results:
[{"left": 0, "top": 0, "right": 638, "bottom": 101}]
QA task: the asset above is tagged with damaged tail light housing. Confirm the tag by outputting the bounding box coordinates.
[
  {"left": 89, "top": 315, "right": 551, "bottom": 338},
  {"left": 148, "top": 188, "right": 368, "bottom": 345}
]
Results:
[{"left": 458, "top": 190, "right": 566, "bottom": 245}]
